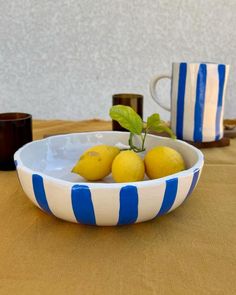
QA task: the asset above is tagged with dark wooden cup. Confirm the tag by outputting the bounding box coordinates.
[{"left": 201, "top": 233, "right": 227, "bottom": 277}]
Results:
[
  {"left": 112, "top": 93, "right": 143, "bottom": 131},
  {"left": 0, "top": 113, "right": 32, "bottom": 170}
]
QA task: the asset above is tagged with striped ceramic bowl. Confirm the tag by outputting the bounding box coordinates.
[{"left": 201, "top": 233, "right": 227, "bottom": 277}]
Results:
[{"left": 14, "top": 131, "right": 204, "bottom": 226}]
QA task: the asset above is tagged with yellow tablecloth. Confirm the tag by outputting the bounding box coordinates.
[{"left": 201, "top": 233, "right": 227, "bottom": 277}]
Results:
[{"left": 1, "top": 120, "right": 236, "bottom": 295}]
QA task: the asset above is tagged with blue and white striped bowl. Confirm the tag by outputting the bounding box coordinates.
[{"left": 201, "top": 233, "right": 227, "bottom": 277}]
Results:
[{"left": 14, "top": 132, "right": 204, "bottom": 226}]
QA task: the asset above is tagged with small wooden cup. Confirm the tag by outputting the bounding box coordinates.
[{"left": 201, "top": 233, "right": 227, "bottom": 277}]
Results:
[{"left": 0, "top": 113, "right": 32, "bottom": 170}]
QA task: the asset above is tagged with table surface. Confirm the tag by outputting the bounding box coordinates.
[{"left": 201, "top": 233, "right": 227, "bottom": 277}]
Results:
[{"left": 1, "top": 119, "right": 236, "bottom": 295}]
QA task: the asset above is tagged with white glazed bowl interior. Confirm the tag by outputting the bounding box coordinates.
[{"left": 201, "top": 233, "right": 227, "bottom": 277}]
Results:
[{"left": 14, "top": 131, "right": 204, "bottom": 226}]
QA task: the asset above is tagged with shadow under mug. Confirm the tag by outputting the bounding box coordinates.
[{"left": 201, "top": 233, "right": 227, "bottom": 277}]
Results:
[
  {"left": 150, "top": 62, "right": 230, "bottom": 142},
  {"left": 0, "top": 113, "right": 32, "bottom": 170}
]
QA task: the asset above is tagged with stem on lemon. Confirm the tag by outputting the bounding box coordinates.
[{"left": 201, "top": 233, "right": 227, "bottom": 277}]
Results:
[
  {"left": 128, "top": 132, "right": 146, "bottom": 153},
  {"left": 141, "top": 131, "right": 147, "bottom": 151}
]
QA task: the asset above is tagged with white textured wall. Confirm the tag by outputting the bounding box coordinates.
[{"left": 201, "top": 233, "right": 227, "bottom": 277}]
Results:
[{"left": 0, "top": 0, "right": 235, "bottom": 121}]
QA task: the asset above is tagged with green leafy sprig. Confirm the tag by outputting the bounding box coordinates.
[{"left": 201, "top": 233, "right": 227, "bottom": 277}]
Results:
[{"left": 110, "top": 105, "right": 176, "bottom": 152}]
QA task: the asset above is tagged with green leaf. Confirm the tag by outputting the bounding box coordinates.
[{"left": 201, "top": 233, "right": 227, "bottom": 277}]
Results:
[
  {"left": 151, "top": 120, "right": 176, "bottom": 139},
  {"left": 109, "top": 105, "right": 143, "bottom": 135},
  {"left": 146, "top": 113, "right": 161, "bottom": 130}
]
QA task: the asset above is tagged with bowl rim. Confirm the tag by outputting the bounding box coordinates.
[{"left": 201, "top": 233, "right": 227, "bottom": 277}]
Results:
[{"left": 14, "top": 131, "right": 204, "bottom": 188}]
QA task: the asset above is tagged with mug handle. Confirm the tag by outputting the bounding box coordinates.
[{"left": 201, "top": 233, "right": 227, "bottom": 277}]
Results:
[{"left": 149, "top": 75, "right": 172, "bottom": 112}]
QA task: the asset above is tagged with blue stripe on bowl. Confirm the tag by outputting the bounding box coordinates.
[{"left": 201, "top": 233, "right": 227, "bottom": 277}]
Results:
[
  {"left": 157, "top": 178, "right": 178, "bottom": 216},
  {"left": 71, "top": 184, "right": 96, "bottom": 225},
  {"left": 215, "top": 64, "right": 226, "bottom": 141},
  {"left": 176, "top": 62, "right": 187, "bottom": 140},
  {"left": 186, "top": 169, "right": 200, "bottom": 198},
  {"left": 118, "top": 185, "right": 138, "bottom": 225},
  {"left": 32, "top": 174, "right": 52, "bottom": 214},
  {"left": 194, "top": 64, "right": 207, "bottom": 142}
]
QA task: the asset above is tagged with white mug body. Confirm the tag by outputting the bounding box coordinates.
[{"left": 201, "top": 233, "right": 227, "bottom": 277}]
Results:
[{"left": 150, "top": 62, "right": 230, "bottom": 142}]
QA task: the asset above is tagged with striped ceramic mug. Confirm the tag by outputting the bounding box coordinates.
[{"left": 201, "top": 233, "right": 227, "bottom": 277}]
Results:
[{"left": 149, "top": 62, "right": 230, "bottom": 142}]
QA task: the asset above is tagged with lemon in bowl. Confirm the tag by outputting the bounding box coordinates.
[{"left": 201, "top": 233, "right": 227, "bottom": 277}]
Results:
[
  {"left": 112, "top": 150, "right": 145, "bottom": 183},
  {"left": 72, "top": 145, "right": 120, "bottom": 181},
  {"left": 144, "top": 146, "right": 185, "bottom": 179}
]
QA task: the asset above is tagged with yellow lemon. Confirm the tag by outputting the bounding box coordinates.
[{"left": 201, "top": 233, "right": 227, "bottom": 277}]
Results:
[
  {"left": 72, "top": 145, "right": 120, "bottom": 181},
  {"left": 144, "top": 146, "right": 185, "bottom": 179},
  {"left": 112, "top": 150, "right": 145, "bottom": 183}
]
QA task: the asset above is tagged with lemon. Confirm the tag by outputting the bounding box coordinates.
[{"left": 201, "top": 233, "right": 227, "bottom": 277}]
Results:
[
  {"left": 112, "top": 150, "right": 145, "bottom": 183},
  {"left": 144, "top": 146, "right": 185, "bottom": 179},
  {"left": 72, "top": 145, "right": 120, "bottom": 181}
]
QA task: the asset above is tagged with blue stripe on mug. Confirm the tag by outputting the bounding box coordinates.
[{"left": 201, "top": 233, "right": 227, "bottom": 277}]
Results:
[
  {"left": 194, "top": 64, "right": 207, "bottom": 142},
  {"left": 176, "top": 63, "right": 187, "bottom": 139},
  {"left": 215, "top": 64, "right": 226, "bottom": 141},
  {"left": 186, "top": 169, "right": 200, "bottom": 199},
  {"left": 118, "top": 185, "right": 138, "bottom": 225},
  {"left": 71, "top": 184, "right": 96, "bottom": 225},
  {"left": 32, "top": 174, "right": 52, "bottom": 214},
  {"left": 157, "top": 178, "right": 178, "bottom": 216}
]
